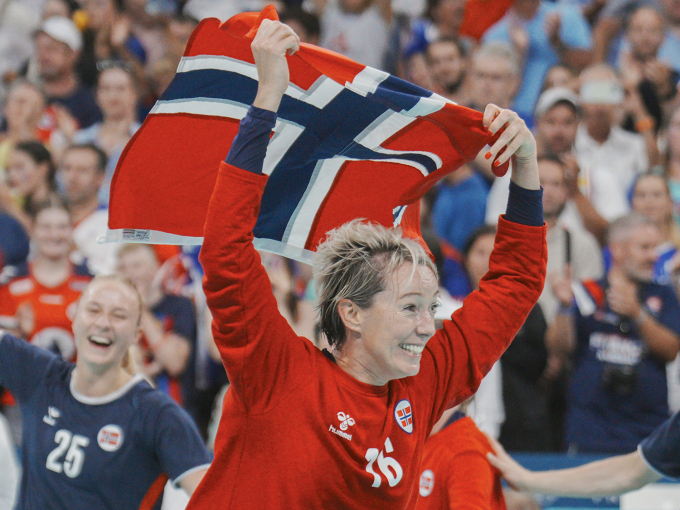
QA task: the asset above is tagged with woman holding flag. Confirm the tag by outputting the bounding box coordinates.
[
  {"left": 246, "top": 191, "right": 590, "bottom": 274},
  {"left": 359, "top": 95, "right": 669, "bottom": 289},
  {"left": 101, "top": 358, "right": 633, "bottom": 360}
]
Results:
[{"left": 189, "top": 19, "right": 546, "bottom": 510}]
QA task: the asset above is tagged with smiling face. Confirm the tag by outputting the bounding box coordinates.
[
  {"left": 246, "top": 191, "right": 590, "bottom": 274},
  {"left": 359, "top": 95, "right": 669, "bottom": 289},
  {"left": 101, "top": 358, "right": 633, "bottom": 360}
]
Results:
[
  {"left": 6, "top": 149, "right": 46, "bottom": 197},
  {"left": 343, "top": 263, "right": 439, "bottom": 385},
  {"left": 97, "top": 68, "right": 137, "bottom": 120},
  {"left": 72, "top": 278, "right": 141, "bottom": 370}
]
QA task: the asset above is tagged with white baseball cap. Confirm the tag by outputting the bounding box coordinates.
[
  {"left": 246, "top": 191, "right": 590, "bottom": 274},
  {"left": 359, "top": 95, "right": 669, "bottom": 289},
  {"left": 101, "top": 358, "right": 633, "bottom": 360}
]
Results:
[
  {"left": 534, "top": 87, "right": 580, "bottom": 118},
  {"left": 37, "top": 16, "right": 82, "bottom": 52}
]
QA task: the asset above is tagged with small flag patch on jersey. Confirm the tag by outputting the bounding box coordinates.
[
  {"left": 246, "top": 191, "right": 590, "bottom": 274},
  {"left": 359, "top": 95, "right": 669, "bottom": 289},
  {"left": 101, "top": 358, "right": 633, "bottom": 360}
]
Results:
[
  {"left": 394, "top": 399, "right": 413, "bottom": 434},
  {"left": 98, "top": 425, "right": 124, "bottom": 452},
  {"left": 419, "top": 469, "right": 435, "bottom": 497}
]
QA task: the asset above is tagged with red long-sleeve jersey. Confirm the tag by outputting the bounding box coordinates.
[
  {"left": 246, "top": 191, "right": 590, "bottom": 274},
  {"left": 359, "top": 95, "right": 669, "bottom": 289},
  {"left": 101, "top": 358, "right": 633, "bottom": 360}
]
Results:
[
  {"left": 416, "top": 416, "right": 506, "bottom": 510},
  {"left": 189, "top": 162, "right": 546, "bottom": 509}
]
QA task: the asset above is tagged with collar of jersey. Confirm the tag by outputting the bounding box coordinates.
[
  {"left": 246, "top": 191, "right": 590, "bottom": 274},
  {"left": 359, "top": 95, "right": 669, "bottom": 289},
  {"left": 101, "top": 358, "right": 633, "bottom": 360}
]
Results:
[
  {"left": 70, "top": 373, "right": 146, "bottom": 405},
  {"left": 321, "top": 352, "right": 390, "bottom": 397}
]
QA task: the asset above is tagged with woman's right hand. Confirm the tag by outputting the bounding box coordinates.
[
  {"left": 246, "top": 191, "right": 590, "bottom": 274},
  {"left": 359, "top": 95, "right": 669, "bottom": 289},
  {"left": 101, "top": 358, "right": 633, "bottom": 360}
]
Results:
[{"left": 251, "top": 20, "right": 300, "bottom": 113}]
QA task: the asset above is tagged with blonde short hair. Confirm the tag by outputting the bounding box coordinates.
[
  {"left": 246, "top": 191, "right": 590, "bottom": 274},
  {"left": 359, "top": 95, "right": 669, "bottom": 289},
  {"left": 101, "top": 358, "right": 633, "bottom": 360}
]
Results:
[{"left": 313, "top": 220, "right": 437, "bottom": 350}]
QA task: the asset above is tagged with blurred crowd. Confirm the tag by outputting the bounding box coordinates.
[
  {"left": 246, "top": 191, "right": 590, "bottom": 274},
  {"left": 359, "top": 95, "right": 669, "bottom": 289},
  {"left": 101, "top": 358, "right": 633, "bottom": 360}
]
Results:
[{"left": 1, "top": 0, "right": 680, "bottom": 492}]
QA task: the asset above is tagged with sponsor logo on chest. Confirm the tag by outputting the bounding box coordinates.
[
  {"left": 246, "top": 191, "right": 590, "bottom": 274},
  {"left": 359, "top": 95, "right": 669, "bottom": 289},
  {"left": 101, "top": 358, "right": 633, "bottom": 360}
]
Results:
[
  {"left": 394, "top": 400, "right": 413, "bottom": 434},
  {"left": 328, "top": 411, "right": 355, "bottom": 441},
  {"left": 97, "top": 425, "right": 124, "bottom": 452}
]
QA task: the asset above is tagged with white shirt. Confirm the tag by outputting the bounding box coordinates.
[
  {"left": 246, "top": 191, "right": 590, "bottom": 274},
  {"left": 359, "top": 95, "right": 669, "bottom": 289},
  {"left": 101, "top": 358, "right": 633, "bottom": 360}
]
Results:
[
  {"left": 71, "top": 209, "right": 119, "bottom": 276},
  {"left": 575, "top": 124, "right": 648, "bottom": 221},
  {"left": 320, "top": 0, "right": 389, "bottom": 70}
]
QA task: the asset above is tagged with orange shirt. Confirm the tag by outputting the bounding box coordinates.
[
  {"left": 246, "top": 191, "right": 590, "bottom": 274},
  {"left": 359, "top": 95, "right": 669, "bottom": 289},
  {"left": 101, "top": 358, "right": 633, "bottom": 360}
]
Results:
[
  {"left": 417, "top": 415, "right": 506, "bottom": 510},
  {"left": 459, "top": 0, "right": 512, "bottom": 41},
  {"left": 0, "top": 262, "right": 92, "bottom": 362}
]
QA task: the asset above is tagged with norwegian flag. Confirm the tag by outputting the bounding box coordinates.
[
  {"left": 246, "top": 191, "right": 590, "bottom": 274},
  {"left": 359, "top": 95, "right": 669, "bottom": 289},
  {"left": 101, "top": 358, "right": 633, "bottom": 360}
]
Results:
[
  {"left": 397, "top": 407, "right": 412, "bottom": 427},
  {"left": 395, "top": 400, "right": 413, "bottom": 433},
  {"left": 97, "top": 425, "right": 124, "bottom": 451},
  {"left": 104, "top": 6, "right": 508, "bottom": 263}
]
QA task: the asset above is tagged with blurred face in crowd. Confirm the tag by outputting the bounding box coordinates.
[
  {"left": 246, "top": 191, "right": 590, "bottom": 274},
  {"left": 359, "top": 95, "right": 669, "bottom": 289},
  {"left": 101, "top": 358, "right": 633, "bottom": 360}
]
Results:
[
  {"left": 632, "top": 175, "right": 674, "bottom": 226},
  {"left": 6, "top": 149, "right": 49, "bottom": 198},
  {"left": 469, "top": 54, "right": 518, "bottom": 109},
  {"left": 35, "top": 32, "right": 77, "bottom": 81},
  {"left": 33, "top": 207, "right": 73, "bottom": 261},
  {"left": 42, "top": 0, "right": 70, "bottom": 20},
  {"left": 430, "top": 0, "right": 465, "bottom": 34},
  {"left": 260, "top": 252, "right": 294, "bottom": 298},
  {"left": 117, "top": 245, "right": 160, "bottom": 300},
  {"left": 4, "top": 83, "right": 45, "bottom": 130},
  {"left": 72, "top": 278, "right": 141, "bottom": 371},
  {"left": 406, "top": 53, "right": 436, "bottom": 91},
  {"left": 611, "top": 224, "right": 661, "bottom": 282},
  {"left": 59, "top": 148, "right": 104, "bottom": 205},
  {"left": 579, "top": 67, "right": 620, "bottom": 135},
  {"left": 465, "top": 233, "right": 495, "bottom": 291},
  {"left": 539, "top": 159, "right": 569, "bottom": 220},
  {"left": 427, "top": 40, "right": 465, "bottom": 94},
  {"left": 84, "top": 0, "right": 116, "bottom": 31},
  {"left": 97, "top": 68, "right": 137, "bottom": 120},
  {"left": 535, "top": 103, "right": 579, "bottom": 156},
  {"left": 628, "top": 8, "right": 665, "bottom": 62},
  {"left": 346, "top": 262, "right": 438, "bottom": 384}
]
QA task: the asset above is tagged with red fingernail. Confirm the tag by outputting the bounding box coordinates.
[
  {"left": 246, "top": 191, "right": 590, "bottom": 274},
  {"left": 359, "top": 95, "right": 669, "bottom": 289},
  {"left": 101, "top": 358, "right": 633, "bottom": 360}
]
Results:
[
  {"left": 494, "top": 160, "right": 501, "bottom": 167},
  {"left": 485, "top": 152, "right": 492, "bottom": 160}
]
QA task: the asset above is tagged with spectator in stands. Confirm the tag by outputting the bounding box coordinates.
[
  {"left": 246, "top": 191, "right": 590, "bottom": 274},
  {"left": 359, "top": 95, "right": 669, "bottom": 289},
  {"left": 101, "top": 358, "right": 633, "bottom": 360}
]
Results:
[
  {"left": 483, "top": 0, "right": 593, "bottom": 125},
  {"left": 33, "top": 16, "right": 102, "bottom": 130},
  {"left": 666, "top": 106, "right": 680, "bottom": 217},
  {"left": 593, "top": 0, "right": 680, "bottom": 73},
  {"left": 0, "top": 199, "right": 92, "bottom": 361},
  {"left": 1, "top": 141, "right": 58, "bottom": 231},
  {"left": 431, "top": 162, "right": 488, "bottom": 254},
  {"left": 73, "top": 64, "right": 140, "bottom": 205},
  {"left": 280, "top": 8, "right": 321, "bottom": 45},
  {"left": 79, "top": 0, "right": 147, "bottom": 89},
  {"left": 0, "top": 81, "right": 46, "bottom": 173},
  {"left": 619, "top": 7, "right": 677, "bottom": 133},
  {"left": 426, "top": 38, "right": 466, "bottom": 102},
  {"left": 542, "top": 64, "right": 578, "bottom": 92},
  {"left": 259, "top": 251, "right": 316, "bottom": 341},
  {"left": 576, "top": 64, "right": 653, "bottom": 223},
  {"left": 539, "top": 156, "right": 603, "bottom": 325},
  {"left": 630, "top": 173, "right": 680, "bottom": 287},
  {"left": 551, "top": 213, "right": 680, "bottom": 453},
  {"left": 466, "top": 42, "right": 520, "bottom": 114},
  {"left": 318, "top": 0, "right": 391, "bottom": 69},
  {"left": 164, "top": 13, "right": 199, "bottom": 63},
  {"left": 116, "top": 243, "right": 197, "bottom": 415},
  {"left": 403, "top": 0, "right": 467, "bottom": 63},
  {"left": 58, "top": 143, "right": 117, "bottom": 275}
]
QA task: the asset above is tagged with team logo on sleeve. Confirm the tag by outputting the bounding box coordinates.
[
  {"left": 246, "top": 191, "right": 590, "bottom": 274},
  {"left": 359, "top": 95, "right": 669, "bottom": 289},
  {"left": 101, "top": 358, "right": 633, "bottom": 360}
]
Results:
[
  {"left": 419, "top": 469, "right": 435, "bottom": 496},
  {"left": 97, "top": 425, "right": 124, "bottom": 452},
  {"left": 394, "top": 400, "right": 413, "bottom": 434}
]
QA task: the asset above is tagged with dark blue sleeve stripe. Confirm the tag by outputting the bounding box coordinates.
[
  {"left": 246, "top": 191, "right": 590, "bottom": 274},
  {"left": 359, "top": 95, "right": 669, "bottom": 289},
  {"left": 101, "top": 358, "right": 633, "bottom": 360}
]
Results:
[
  {"left": 225, "top": 106, "right": 277, "bottom": 174},
  {"left": 505, "top": 181, "right": 544, "bottom": 227}
]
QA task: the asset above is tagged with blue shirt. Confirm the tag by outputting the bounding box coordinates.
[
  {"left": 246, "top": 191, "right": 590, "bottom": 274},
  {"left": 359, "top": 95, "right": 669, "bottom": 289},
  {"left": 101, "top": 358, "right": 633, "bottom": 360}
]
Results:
[
  {"left": 483, "top": 2, "right": 592, "bottom": 126},
  {"left": 0, "top": 333, "right": 211, "bottom": 510},
  {"left": 567, "top": 279, "right": 680, "bottom": 453},
  {"left": 640, "top": 410, "right": 680, "bottom": 479},
  {"left": 0, "top": 212, "right": 29, "bottom": 268},
  {"left": 432, "top": 172, "right": 489, "bottom": 252}
]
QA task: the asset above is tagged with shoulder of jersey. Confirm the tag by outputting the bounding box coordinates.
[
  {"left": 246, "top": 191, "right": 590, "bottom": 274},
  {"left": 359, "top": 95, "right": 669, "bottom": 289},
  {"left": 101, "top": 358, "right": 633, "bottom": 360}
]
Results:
[{"left": 0, "top": 262, "right": 29, "bottom": 286}]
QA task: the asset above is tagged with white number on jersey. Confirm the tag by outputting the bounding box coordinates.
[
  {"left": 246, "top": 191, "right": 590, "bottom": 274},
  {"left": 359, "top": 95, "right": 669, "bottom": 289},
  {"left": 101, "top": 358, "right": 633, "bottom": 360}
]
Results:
[
  {"left": 364, "top": 437, "right": 403, "bottom": 488},
  {"left": 46, "top": 429, "right": 90, "bottom": 478}
]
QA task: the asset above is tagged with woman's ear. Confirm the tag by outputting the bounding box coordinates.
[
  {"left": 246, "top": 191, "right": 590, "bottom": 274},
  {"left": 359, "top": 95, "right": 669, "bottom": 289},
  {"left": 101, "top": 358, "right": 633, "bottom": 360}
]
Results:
[{"left": 337, "top": 298, "right": 362, "bottom": 335}]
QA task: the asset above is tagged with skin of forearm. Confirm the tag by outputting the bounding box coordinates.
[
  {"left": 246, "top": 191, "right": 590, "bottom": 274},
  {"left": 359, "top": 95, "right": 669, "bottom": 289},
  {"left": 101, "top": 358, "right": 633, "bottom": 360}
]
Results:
[
  {"left": 571, "top": 193, "right": 608, "bottom": 244},
  {"left": 592, "top": 18, "right": 621, "bottom": 63},
  {"left": 511, "top": 156, "right": 540, "bottom": 190},
  {"left": 638, "top": 316, "right": 680, "bottom": 363},
  {"left": 560, "top": 49, "right": 594, "bottom": 71},
  {"left": 153, "top": 334, "right": 190, "bottom": 377},
  {"left": 520, "top": 452, "right": 659, "bottom": 498},
  {"left": 546, "top": 313, "right": 575, "bottom": 356}
]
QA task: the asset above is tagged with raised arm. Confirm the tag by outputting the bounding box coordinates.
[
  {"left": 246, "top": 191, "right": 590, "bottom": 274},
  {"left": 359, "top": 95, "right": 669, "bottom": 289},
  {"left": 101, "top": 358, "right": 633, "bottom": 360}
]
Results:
[
  {"left": 421, "top": 106, "right": 547, "bottom": 417},
  {"left": 199, "top": 21, "right": 313, "bottom": 412},
  {"left": 486, "top": 435, "right": 660, "bottom": 498}
]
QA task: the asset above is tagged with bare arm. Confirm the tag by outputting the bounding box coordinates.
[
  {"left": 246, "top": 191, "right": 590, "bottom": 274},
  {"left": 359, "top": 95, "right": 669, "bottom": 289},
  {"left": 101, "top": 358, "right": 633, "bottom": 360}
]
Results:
[
  {"left": 487, "top": 435, "right": 661, "bottom": 498},
  {"left": 178, "top": 467, "right": 209, "bottom": 495},
  {"left": 592, "top": 16, "right": 621, "bottom": 63},
  {"left": 140, "top": 311, "right": 191, "bottom": 377}
]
